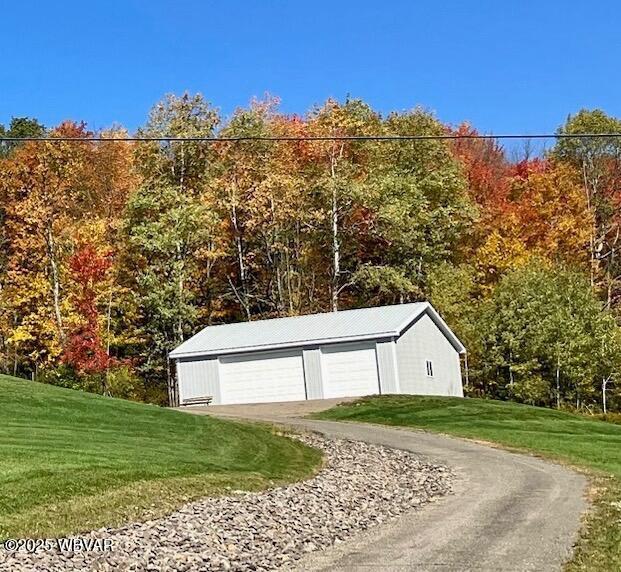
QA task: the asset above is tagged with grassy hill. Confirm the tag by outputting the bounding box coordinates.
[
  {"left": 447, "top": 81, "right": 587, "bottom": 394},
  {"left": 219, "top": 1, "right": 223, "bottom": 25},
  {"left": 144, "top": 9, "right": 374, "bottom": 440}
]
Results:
[
  {"left": 315, "top": 395, "right": 621, "bottom": 571},
  {"left": 0, "top": 375, "right": 321, "bottom": 540},
  {"left": 315, "top": 395, "right": 621, "bottom": 476}
]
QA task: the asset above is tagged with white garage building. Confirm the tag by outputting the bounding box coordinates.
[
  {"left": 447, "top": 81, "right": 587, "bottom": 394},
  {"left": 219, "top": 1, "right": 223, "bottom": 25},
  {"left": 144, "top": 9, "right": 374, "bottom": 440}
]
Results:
[{"left": 170, "top": 302, "right": 465, "bottom": 406}]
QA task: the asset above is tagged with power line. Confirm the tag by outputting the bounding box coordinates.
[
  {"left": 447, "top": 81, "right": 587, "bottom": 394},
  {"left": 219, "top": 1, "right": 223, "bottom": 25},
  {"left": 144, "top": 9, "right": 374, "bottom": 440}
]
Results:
[{"left": 1, "top": 133, "right": 621, "bottom": 142}]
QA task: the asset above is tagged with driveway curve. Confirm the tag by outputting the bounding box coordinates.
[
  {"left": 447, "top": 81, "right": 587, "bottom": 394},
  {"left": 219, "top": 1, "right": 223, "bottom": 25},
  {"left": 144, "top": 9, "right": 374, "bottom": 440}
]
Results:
[{"left": 188, "top": 402, "right": 588, "bottom": 571}]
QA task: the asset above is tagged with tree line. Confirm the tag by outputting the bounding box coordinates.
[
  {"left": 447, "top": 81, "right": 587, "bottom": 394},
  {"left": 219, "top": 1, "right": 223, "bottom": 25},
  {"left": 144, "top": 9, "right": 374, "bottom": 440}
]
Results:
[{"left": 1, "top": 94, "right": 620, "bottom": 411}]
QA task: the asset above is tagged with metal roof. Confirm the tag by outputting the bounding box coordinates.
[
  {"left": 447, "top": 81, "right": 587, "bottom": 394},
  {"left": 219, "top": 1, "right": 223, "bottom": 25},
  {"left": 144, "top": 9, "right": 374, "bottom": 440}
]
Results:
[{"left": 170, "top": 302, "right": 466, "bottom": 359}]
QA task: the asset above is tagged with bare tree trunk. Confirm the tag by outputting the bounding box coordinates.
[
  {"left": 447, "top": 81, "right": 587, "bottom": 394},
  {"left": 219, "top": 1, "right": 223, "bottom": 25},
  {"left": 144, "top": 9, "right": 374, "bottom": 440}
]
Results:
[
  {"left": 174, "top": 141, "right": 188, "bottom": 344},
  {"left": 228, "top": 276, "right": 251, "bottom": 322},
  {"left": 176, "top": 258, "right": 185, "bottom": 344},
  {"left": 464, "top": 353, "right": 469, "bottom": 389},
  {"left": 11, "top": 312, "right": 18, "bottom": 377},
  {"left": 203, "top": 243, "right": 216, "bottom": 325},
  {"left": 179, "top": 142, "right": 185, "bottom": 193},
  {"left": 602, "top": 376, "right": 612, "bottom": 415},
  {"left": 104, "top": 288, "right": 113, "bottom": 396},
  {"left": 556, "top": 354, "right": 561, "bottom": 409},
  {"left": 167, "top": 357, "right": 174, "bottom": 406},
  {"left": 230, "top": 197, "right": 250, "bottom": 319},
  {"left": 268, "top": 193, "right": 285, "bottom": 314},
  {"left": 582, "top": 161, "right": 597, "bottom": 288},
  {"left": 45, "top": 223, "right": 64, "bottom": 342},
  {"left": 285, "top": 247, "right": 294, "bottom": 314},
  {"left": 606, "top": 228, "right": 619, "bottom": 309},
  {"left": 308, "top": 270, "right": 317, "bottom": 310},
  {"left": 276, "top": 265, "right": 284, "bottom": 313},
  {"left": 330, "top": 149, "right": 342, "bottom": 312},
  {"left": 233, "top": 210, "right": 245, "bottom": 286},
  {"left": 331, "top": 184, "right": 340, "bottom": 312}
]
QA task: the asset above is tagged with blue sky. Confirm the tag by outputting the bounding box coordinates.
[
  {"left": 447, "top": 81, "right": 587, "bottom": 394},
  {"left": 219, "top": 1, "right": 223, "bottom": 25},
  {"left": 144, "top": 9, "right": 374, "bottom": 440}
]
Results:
[{"left": 0, "top": 1, "right": 618, "bottom": 135}]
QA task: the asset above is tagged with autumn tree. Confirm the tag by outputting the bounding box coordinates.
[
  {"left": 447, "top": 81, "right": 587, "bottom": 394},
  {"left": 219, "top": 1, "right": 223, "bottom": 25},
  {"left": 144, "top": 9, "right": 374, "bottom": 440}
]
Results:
[
  {"left": 210, "top": 98, "right": 333, "bottom": 318},
  {"left": 463, "top": 158, "right": 591, "bottom": 286},
  {"left": 0, "top": 116, "right": 45, "bottom": 158},
  {"left": 62, "top": 243, "right": 113, "bottom": 377},
  {"left": 450, "top": 123, "right": 510, "bottom": 210},
  {"left": 475, "top": 261, "right": 621, "bottom": 408},
  {"left": 258, "top": 114, "right": 320, "bottom": 314},
  {"left": 209, "top": 98, "right": 279, "bottom": 319},
  {"left": 0, "top": 122, "right": 96, "bottom": 374},
  {"left": 305, "top": 98, "right": 383, "bottom": 311},
  {"left": 354, "top": 109, "right": 476, "bottom": 304},
  {"left": 554, "top": 109, "right": 621, "bottom": 309},
  {"left": 0, "top": 119, "right": 46, "bottom": 365},
  {"left": 0, "top": 122, "right": 137, "bottom": 379},
  {"left": 125, "top": 93, "right": 221, "bottom": 400}
]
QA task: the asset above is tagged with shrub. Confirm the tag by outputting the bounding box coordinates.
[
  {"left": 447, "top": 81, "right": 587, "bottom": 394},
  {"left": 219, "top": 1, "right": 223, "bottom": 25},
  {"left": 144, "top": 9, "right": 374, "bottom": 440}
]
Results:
[
  {"left": 507, "top": 375, "right": 551, "bottom": 406},
  {"left": 39, "top": 364, "right": 145, "bottom": 402},
  {"left": 104, "top": 366, "right": 144, "bottom": 401}
]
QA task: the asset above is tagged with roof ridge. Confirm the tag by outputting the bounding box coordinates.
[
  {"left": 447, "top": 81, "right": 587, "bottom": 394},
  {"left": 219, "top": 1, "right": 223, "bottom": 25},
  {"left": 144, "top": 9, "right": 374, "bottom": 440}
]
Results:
[
  {"left": 201, "top": 302, "right": 425, "bottom": 329},
  {"left": 169, "top": 302, "right": 436, "bottom": 359}
]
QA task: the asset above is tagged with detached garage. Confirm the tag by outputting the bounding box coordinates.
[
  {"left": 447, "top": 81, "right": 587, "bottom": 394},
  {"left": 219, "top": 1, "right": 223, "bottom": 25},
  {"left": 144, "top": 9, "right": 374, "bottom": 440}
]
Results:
[{"left": 169, "top": 302, "right": 466, "bottom": 406}]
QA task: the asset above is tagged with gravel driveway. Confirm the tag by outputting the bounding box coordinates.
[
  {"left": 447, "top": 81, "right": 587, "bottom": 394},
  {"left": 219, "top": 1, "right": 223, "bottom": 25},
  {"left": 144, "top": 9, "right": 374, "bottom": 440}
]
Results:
[
  {"left": 0, "top": 434, "right": 451, "bottom": 572},
  {"left": 193, "top": 402, "right": 589, "bottom": 571}
]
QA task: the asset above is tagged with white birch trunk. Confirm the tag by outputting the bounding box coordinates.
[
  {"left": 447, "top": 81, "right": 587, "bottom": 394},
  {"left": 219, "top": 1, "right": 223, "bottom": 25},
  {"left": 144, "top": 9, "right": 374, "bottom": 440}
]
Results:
[{"left": 45, "top": 223, "right": 64, "bottom": 342}]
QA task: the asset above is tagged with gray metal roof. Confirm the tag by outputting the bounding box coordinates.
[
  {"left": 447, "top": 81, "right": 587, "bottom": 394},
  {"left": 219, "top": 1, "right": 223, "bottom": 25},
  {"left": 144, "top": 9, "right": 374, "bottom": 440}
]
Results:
[{"left": 170, "top": 302, "right": 466, "bottom": 359}]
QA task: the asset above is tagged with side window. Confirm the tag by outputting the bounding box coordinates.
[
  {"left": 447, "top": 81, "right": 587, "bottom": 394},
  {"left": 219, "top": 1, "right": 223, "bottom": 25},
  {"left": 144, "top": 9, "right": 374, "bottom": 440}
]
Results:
[{"left": 426, "top": 360, "right": 434, "bottom": 377}]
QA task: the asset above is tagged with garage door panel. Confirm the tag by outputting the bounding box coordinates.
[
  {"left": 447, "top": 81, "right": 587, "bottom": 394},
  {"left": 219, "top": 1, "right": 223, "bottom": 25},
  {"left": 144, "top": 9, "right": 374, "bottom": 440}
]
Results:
[
  {"left": 219, "top": 351, "right": 306, "bottom": 405},
  {"left": 321, "top": 343, "right": 380, "bottom": 398}
]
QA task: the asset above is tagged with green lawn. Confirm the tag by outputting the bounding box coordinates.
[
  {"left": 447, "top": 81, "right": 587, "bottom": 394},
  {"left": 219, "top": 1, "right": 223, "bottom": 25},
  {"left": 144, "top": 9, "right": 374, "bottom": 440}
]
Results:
[
  {"left": 315, "top": 395, "right": 621, "bottom": 571},
  {"left": 0, "top": 375, "right": 321, "bottom": 540}
]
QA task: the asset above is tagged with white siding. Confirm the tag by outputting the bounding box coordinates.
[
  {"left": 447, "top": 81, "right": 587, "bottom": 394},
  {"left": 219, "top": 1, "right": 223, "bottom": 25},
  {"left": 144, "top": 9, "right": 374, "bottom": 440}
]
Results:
[
  {"left": 395, "top": 313, "right": 463, "bottom": 397},
  {"left": 376, "top": 340, "right": 400, "bottom": 393},
  {"left": 176, "top": 308, "right": 464, "bottom": 406},
  {"left": 303, "top": 348, "right": 324, "bottom": 400},
  {"left": 177, "top": 357, "right": 221, "bottom": 404},
  {"left": 320, "top": 342, "right": 380, "bottom": 398},
  {"left": 218, "top": 350, "right": 306, "bottom": 404}
]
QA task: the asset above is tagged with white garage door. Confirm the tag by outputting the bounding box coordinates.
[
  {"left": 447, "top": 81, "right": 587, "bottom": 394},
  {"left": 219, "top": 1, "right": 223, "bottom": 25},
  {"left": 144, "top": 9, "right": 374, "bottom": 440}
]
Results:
[
  {"left": 219, "top": 350, "right": 306, "bottom": 405},
  {"left": 321, "top": 343, "right": 380, "bottom": 398}
]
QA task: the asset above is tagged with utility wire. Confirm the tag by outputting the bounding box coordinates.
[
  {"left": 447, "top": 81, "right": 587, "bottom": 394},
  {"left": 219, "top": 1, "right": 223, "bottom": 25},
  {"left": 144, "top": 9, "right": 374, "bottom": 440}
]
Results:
[{"left": 1, "top": 133, "right": 621, "bottom": 142}]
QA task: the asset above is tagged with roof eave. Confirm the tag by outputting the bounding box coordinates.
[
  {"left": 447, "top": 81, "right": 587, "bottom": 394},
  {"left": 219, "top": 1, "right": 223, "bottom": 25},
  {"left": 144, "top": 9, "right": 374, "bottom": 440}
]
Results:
[{"left": 169, "top": 331, "right": 398, "bottom": 360}]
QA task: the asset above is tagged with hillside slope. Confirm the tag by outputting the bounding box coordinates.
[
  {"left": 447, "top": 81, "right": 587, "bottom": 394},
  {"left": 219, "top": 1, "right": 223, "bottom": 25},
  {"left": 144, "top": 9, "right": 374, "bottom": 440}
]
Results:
[{"left": 0, "top": 375, "right": 320, "bottom": 539}]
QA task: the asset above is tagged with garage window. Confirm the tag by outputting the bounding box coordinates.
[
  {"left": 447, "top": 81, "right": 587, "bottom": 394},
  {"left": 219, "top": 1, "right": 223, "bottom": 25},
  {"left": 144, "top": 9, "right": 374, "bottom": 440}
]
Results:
[{"left": 426, "top": 360, "right": 434, "bottom": 377}]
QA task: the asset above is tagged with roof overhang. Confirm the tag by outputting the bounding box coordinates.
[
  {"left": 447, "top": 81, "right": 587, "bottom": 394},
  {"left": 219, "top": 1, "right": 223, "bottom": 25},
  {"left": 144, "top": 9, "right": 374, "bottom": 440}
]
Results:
[
  {"left": 170, "top": 331, "right": 398, "bottom": 360},
  {"left": 170, "top": 302, "right": 466, "bottom": 361}
]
